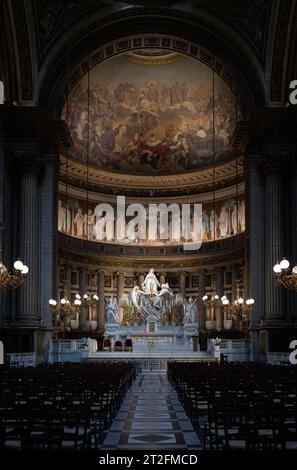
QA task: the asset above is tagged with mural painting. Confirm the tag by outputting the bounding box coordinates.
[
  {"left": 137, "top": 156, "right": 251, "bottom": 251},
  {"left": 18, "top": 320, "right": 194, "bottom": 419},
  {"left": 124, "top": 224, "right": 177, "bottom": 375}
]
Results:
[{"left": 62, "top": 52, "right": 241, "bottom": 174}]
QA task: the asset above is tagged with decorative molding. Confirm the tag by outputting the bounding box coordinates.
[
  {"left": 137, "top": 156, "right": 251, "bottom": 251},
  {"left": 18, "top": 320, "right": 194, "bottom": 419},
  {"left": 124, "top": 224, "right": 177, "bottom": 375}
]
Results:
[{"left": 59, "top": 154, "right": 244, "bottom": 197}]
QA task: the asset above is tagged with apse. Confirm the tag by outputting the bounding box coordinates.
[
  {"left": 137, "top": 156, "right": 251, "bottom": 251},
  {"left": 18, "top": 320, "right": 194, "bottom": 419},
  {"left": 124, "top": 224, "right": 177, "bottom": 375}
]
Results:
[{"left": 61, "top": 49, "right": 241, "bottom": 174}]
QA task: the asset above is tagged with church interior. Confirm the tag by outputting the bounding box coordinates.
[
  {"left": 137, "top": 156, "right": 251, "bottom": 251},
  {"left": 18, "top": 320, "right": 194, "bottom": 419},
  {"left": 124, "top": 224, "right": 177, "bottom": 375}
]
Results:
[{"left": 0, "top": 0, "right": 297, "bottom": 455}]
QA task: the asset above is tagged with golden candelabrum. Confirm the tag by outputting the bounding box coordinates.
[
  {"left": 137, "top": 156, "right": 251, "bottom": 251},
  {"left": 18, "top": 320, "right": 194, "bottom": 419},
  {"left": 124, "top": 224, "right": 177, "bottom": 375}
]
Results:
[
  {"left": 49, "top": 291, "right": 81, "bottom": 336},
  {"left": 221, "top": 281, "right": 254, "bottom": 338},
  {"left": 49, "top": 291, "right": 99, "bottom": 336},
  {"left": 273, "top": 258, "right": 297, "bottom": 291},
  {"left": 0, "top": 259, "right": 29, "bottom": 291},
  {"left": 202, "top": 292, "right": 222, "bottom": 309}
]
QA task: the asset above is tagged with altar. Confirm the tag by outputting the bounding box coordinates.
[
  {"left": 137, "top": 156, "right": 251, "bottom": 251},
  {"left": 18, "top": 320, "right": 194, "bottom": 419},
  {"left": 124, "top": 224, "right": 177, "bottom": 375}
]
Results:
[{"left": 103, "top": 269, "right": 199, "bottom": 353}]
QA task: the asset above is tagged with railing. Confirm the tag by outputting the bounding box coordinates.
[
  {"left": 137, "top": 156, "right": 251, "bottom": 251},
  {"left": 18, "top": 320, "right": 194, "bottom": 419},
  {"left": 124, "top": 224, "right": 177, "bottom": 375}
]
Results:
[{"left": 7, "top": 353, "right": 36, "bottom": 367}]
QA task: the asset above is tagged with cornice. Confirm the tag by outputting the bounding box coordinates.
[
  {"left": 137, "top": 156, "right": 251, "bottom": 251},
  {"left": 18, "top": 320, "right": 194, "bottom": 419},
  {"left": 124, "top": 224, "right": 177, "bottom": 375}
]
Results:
[{"left": 59, "top": 154, "right": 244, "bottom": 197}]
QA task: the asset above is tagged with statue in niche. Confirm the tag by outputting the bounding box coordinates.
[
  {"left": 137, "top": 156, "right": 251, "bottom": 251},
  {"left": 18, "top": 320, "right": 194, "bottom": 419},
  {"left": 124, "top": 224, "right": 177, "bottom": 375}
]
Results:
[
  {"left": 105, "top": 298, "right": 120, "bottom": 324},
  {"left": 142, "top": 268, "right": 160, "bottom": 295},
  {"left": 183, "top": 297, "right": 197, "bottom": 324}
]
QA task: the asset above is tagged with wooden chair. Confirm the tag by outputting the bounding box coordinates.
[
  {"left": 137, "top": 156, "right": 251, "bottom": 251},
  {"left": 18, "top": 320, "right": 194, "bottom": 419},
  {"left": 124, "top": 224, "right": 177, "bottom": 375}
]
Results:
[
  {"left": 114, "top": 341, "right": 123, "bottom": 352},
  {"left": 124, "top": 338, "right": 133, "bottom": 352}
]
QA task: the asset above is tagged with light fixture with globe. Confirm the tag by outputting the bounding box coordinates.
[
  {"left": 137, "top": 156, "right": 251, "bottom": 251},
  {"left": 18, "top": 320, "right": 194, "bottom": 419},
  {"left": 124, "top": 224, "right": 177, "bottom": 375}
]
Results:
[
  {"left": 49, "top": 292, "right": 99, "bottom": 336},
  {"left": 0, "top": 258, "right": 29, "bottom": 291},
  {"left": 273, "top": 258, "right": 297, "bottom": 291}
]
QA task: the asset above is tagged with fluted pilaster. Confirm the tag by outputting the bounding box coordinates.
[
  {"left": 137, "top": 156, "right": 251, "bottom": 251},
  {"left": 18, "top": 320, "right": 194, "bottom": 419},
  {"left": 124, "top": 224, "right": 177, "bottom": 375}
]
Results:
[
  {"left": 97, "top": 270, "right": 105, "bottom": 331},
  {"left": 179, "top": 272, "right": 186, "bottom": 298},
  {"left": 215, "top": 270, "right": 224, "bottom": 330},
  {"left": 79, "top": 268, "right": 88, "bottom": 330},
  {"left": 18, "top": 168, "right": 39, "bottom": 322},
  {"left": 117, "top": 272, "right": 125, "bottom": 304},
  {"left": 264, "top": 161, "right": 284, "bottom": 319},
  {"left": 198, "top": 271, "right": 206, "bottom": 328}
]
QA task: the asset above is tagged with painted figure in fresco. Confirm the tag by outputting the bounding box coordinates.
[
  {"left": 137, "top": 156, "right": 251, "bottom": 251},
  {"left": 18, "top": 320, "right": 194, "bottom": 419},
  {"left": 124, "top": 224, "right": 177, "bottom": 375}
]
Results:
[
  {"left": 65, "top": 204, "right": 71, "bottom": 234},
  {"left": 231, "top": 203, "right": 238, "bottom": 235},
  {"left": 142, "top": 268, "right": 160, "bottom": 295},
  {"left": 239, "top": 200, "right": 245, "bottom": 231},
  {"left": 95, "top": 214, "right": 105, "bottom": 241},
  {"left": 58, "top": 200, "right": 65, "bottom": 232},
  {"left": 76, "top": 111, "right": 88, "bottom": 142},
  {"left": 202, "top": 211, "right": 210, "bottom": 241},
  {"left": 218, "top": 205, "right": 229, "bottom": 238},
  {"left": 210, "top": 209, "right": 219, "bottom": 240},
  {"left": 86, "top": 209, "right": 95, "bottom": 239},
  {"left": 74, "top": 208, "right": 84, "bottom": 237}
]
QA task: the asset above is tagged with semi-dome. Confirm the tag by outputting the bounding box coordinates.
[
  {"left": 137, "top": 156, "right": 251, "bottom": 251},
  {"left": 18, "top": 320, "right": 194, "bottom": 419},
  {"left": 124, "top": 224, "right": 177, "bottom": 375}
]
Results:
[{"left": 62, "top": 49, "right": 242, "bottom": 176}]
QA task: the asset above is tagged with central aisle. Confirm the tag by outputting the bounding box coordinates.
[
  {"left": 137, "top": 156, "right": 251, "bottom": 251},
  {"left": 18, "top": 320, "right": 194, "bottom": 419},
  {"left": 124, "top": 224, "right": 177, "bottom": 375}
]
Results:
[{"left": 101, "top": 371, "right": 202, "bottom": 450}]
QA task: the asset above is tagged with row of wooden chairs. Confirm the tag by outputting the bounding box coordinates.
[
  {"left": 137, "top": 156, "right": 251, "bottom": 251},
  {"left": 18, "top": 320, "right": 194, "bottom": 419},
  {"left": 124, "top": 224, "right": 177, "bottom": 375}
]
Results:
[
  {"left": 103, "top": 338, "right": 133, "bottom": 352},
  {"left": 0, "top": 362, "right": 137, "bottom": 450},
  {"left": 168, "top": 362, "right": 297, "bottom": 450}
]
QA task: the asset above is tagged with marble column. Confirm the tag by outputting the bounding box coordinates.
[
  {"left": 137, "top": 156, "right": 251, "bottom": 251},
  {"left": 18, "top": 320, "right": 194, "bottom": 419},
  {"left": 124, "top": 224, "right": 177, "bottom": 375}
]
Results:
[
  {"left": 264, "top": 161, "right": 284, "bottom": 320},
  {"left": 198, "top": 271, "right": 206, "bottom": 329},
  {"left": 39, "top": 151, "right": 58, "bottom": 329},
  {"left": 289, "top": 166, "right": 297, "bottom": 320},
  {"left": 117, "top": 272, "right": 125, "bottom": 304},
  {"left": 79, "top": 268, "right": 88, "bottom": 330},
  {"left": 179, "top": 272, "right": 186, "bottom": 298},
  {"left": 0, "top": 145, "right": 4, "bottom": 324},
  {"left": 215, "top": 270, "right": 224, "bottom": 330},
  {"left": 97, "top": 270, "right": 105, "bottom": 332},
  {"left": 18, "top": 155, "right": 41, "bottom": 324}
]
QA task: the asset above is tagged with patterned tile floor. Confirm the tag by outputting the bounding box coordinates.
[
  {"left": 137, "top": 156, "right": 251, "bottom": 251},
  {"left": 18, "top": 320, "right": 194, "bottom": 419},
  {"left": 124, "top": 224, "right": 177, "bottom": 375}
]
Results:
[{"left": 100, "top": 371, "right": 202, "bottom": 450}]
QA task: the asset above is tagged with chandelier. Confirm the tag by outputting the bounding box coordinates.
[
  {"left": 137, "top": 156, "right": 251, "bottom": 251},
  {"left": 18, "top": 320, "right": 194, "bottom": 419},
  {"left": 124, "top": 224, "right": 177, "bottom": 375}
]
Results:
[
  {"left": 0, "top": 259, "right": 29, "bottom": 291},
  {"left": 273, "top": 258, "right": 297, "bottom": 291}
]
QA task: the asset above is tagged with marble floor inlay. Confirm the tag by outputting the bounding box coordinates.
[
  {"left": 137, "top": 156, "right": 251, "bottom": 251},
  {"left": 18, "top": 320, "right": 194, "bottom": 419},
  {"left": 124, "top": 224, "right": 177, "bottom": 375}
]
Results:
[{"left": 101, "top": 371, "right": 202, "bottom": 450}]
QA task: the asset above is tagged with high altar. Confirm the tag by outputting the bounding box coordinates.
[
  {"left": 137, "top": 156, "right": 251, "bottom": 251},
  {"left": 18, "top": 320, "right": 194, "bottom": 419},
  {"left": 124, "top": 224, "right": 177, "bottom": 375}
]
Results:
[{"left": 104, "top": 269, "right": 199, "bottom": 352}]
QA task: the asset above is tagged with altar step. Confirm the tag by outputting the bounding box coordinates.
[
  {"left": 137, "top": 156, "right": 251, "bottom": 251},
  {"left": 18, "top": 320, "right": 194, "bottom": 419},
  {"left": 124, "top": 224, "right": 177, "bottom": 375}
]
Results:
[
  {"left": 100, "top": 372, "right": 202, "bottom": 450},
  {"left": 85, "top": 351, "right": 216, "bottom": 370}
]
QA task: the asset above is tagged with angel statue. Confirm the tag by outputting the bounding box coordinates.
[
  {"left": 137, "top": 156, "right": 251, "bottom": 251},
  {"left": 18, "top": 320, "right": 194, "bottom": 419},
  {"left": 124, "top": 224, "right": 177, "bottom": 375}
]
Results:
[
  {"left": 142, "top": 268, "right": 160, "bottom": 295},
  {"left": 154, "top": 283, "right": 173, "bottom": 310},
  {"left": 183, "top": 297, "right": 197, "bottom": 324},
  {"left": 128, "top": 286, "right": 145, "bottom": 311},
  {"left": 105, "top": 297, "right": 120, "bottom": 324}
]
